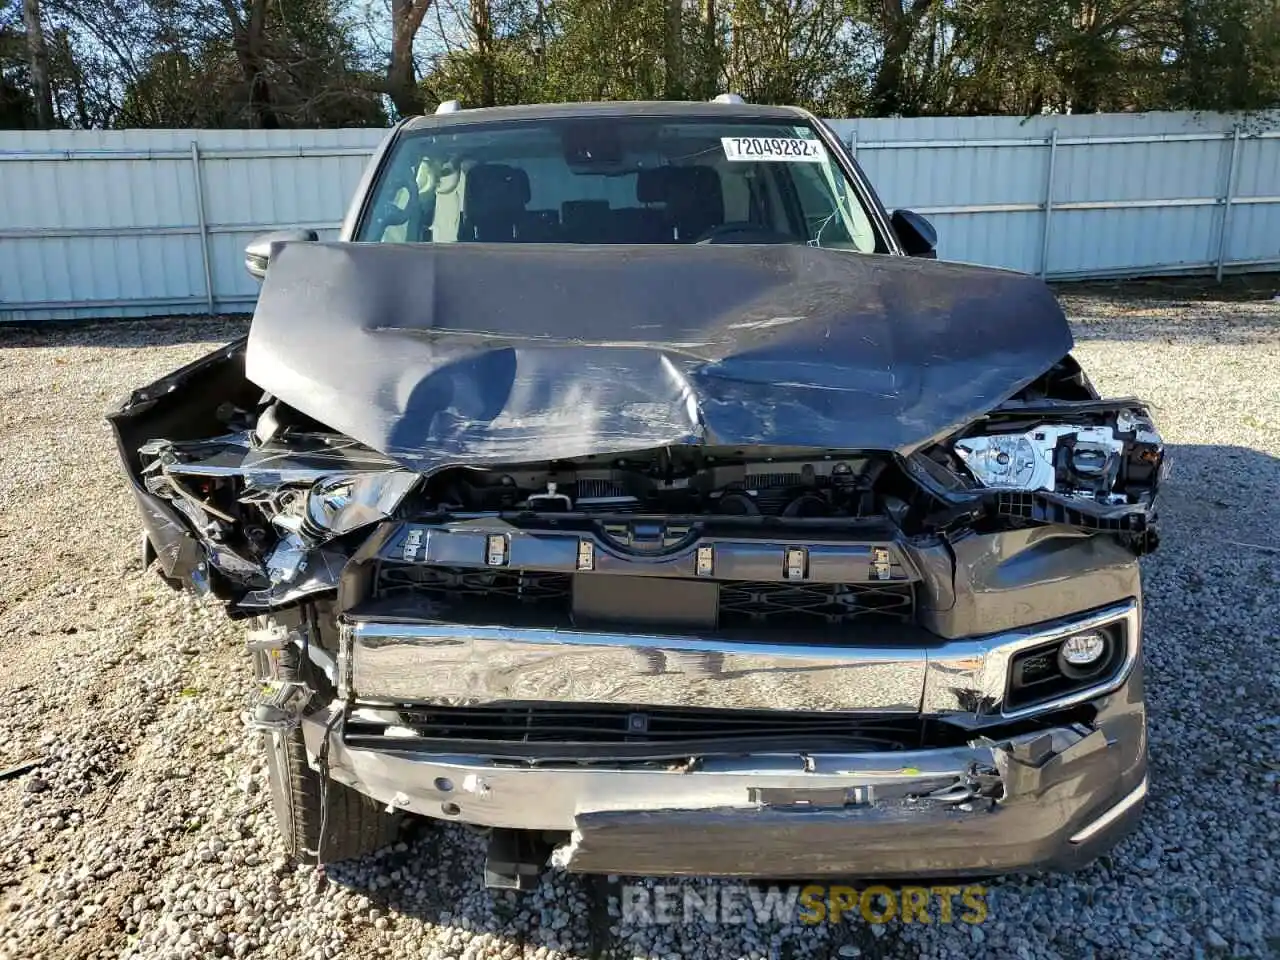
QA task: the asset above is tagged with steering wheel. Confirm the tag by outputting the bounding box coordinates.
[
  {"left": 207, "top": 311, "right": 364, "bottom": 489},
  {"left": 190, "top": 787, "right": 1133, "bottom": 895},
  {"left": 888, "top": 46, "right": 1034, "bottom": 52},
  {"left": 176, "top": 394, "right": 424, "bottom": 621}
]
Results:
[{"left": 694, "top": 221, "right": 798, "bottom": 244}]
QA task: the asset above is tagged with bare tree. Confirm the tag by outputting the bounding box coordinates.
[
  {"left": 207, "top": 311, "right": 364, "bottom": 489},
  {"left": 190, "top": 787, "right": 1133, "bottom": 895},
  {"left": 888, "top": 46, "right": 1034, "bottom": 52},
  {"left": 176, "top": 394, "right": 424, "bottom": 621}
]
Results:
[
  {"left": 867, "top": 0, "right": 935, "bottom": 116},
  {"left": 701, "top": 0, "right": 719, "bottom": 97},
  {"left": 470, "top": 0, "right": 494, "bottom": 105},
  {"left": 21, "top": 0, "right": 52, "bottom": 125},
  {"left": 663, "top": 0, "right": 682, "bottom": 97},
  {"left": 388, "top": 0, "right": 433, "bottom": 116},
  {"left": 216, "top": 0, "right": 279, "bottom": 127}
]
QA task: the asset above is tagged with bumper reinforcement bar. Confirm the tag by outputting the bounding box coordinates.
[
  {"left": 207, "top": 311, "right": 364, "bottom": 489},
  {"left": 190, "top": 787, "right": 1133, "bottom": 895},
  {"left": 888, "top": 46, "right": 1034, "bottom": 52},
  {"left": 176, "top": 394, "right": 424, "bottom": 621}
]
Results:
[{"left": 302, "top": 707, "right": 1145, "bottom": 877}]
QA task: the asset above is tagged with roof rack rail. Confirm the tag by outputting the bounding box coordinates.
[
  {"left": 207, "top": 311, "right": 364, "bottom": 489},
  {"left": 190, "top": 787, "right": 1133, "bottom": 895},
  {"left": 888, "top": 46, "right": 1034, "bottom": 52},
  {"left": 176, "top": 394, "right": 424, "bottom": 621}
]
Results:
[
  {"left": 435, "top": 100, "right": 463, "bottom": 114},
  {"left": 711, "top": 93, "right": 746, "bottom": 104}
]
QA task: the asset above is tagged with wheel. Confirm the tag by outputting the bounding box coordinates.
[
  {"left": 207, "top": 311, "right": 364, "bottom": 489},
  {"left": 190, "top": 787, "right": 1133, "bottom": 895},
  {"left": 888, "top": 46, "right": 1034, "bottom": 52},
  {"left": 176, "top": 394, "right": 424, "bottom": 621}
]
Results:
[{"left": 259, "top": 643, "right": 403, "bottom": 864}]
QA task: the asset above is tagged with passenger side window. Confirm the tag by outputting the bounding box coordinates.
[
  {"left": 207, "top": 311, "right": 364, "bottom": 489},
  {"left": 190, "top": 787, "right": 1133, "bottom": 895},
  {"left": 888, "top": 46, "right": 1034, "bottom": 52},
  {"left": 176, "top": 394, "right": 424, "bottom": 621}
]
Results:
[{"left": 791, "top": 165, "right": 854, "bottom": 245}]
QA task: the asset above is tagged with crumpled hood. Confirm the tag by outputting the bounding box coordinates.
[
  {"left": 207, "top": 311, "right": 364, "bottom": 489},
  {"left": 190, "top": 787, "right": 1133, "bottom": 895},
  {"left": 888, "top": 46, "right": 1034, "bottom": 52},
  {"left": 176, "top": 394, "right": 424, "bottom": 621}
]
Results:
[{"left": 246, "top": 242, "right": 1072, "bottom": 470}]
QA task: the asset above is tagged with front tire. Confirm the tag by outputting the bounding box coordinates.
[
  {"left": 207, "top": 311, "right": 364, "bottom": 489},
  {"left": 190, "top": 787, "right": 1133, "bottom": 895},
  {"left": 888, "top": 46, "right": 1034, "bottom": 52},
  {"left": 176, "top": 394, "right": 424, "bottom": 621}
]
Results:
[{"left": 259, "top": 644, "right": 402, "bottom": 864}]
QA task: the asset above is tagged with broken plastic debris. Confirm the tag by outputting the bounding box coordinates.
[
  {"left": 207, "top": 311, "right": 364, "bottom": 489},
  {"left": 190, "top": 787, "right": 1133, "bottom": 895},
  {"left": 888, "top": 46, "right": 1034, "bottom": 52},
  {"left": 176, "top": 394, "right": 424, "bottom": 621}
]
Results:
[{"left": 462, "top": 774, "right": 491, "bottom": 796}]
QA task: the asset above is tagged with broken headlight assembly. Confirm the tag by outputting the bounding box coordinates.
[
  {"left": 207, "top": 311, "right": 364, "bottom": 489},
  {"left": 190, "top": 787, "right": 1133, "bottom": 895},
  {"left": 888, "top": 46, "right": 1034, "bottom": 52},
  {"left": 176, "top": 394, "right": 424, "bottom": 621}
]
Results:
[
  {"left": 906, "top": 403, "right": 1164, "bottom": 553},
  {"left": 949, "top": 408, "right": 1163, "bottom": 507},
  {"left": 295, "top": 471, "right": 420, "bottom": 542},
  {"left": 255, "top": 471, "right": 420, "bottom": 586}
]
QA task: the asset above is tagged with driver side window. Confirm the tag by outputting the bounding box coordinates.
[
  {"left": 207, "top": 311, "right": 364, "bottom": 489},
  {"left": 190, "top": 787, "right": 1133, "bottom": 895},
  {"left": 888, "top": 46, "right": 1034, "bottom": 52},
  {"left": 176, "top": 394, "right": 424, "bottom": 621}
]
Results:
[
  {"left": 706, "top": 159, "right": 798, "bottom": 241},
  {"left": 368, "top": 159, "right": 453, "bottom": 243},
  {"left": 719, "top": 164, "right": 753, "bottom": 224}
]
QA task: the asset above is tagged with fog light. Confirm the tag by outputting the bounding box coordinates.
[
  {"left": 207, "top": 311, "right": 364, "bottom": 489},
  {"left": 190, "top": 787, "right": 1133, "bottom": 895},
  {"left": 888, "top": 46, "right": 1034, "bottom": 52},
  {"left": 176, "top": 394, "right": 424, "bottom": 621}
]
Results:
[
  {"left": 784, "top": 547, "right": 808, "bottom": 580},
  {"left": 486, "top": 534, "right": 508, "bottom": 566},
  {"left": 1058, "top": 630, "right": 1108, "bottom": 678},
  {"left": 1060, "top": 631, "right": 1106, "bottom": 665},
  {"left": 577, "top": 540, "right": 594, "bottom": 571},
  {"left": 696, "top": 545, "right": 714, "bottom": 576}
]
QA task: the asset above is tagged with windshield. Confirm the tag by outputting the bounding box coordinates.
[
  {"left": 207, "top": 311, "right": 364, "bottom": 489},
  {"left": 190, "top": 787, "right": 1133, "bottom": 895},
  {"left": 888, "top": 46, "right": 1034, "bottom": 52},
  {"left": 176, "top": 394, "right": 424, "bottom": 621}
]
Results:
[{"left": 356, "top": 117, "right": 880, "bottom": 251}]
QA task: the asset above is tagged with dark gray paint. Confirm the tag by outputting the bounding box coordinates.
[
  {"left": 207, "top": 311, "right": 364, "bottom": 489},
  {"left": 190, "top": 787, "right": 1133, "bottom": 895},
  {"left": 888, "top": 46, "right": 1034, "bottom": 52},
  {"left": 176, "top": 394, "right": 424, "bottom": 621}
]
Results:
[
  {"left": 561, "top": 682, "right": 1145, "bottom": 877},
  {"left": 246, "top": 242, "right": 1072, "bottom": 471},
  {"left": 922, "top": 527, "right": 1143, "bottom": 638},
  {"left": 401, "top": 100, "right": 815, "bottom": 131}
]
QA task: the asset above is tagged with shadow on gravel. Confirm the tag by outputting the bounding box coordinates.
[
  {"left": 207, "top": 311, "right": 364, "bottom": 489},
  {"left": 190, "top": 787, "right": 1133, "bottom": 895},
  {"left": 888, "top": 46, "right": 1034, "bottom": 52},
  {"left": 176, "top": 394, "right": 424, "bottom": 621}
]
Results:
[
  {"left": 1053, "top": 271, "right": 1280, "bottom": 303},
  {"left": 1055, "top": 272, "right": 1280, "bottom": 346},
  {"left": 1063, "top": 300, "right": 1280, "bottom": 346},
  {"left": 1159, "top": 443, "right": 1280, "bottom": 537},
  {"left": 319, "top": 823, "right": 612, "bottom": 955},
  {"left": 0, "top": 315, "right": 249, "bottom": 349}
]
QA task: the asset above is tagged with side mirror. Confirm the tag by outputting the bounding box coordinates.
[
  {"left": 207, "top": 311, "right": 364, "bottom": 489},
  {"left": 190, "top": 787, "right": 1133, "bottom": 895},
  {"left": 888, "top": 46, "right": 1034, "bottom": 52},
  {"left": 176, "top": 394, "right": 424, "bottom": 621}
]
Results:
[
  {"left": 890, "top": 209, "right": 937, "bottom": 258},
  {"left": 244, "top": 229, "right": 319, "bottom": 281}
]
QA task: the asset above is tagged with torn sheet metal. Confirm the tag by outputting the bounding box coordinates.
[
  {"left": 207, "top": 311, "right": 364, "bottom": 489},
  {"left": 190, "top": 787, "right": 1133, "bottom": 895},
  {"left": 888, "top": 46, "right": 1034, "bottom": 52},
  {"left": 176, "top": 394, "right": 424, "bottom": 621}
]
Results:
[
  {"left": 246, "top": 242, "right": 1073, "bottom": 471},
  {"left": 239, "top": 543, "right": 349, "bottom": 609},
  {"left": 146, "top": 433, "right": 401, "bottom": 486}
]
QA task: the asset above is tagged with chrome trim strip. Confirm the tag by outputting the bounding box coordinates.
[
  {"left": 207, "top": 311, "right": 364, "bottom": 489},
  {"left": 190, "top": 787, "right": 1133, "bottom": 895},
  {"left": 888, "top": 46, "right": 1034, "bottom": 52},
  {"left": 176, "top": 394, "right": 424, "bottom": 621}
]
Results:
[
  {"left": 1068, "top": 776, "right": 1148, "bottom": 844},
  {"left": 349, "top": 600, "right": 1138, "bottom": 716},
  {"left": 924, "top": 600, "right": 1140, "bottom": 720},
  {"left": 352, "top": 621, "right": 927, "bottom": 713}
]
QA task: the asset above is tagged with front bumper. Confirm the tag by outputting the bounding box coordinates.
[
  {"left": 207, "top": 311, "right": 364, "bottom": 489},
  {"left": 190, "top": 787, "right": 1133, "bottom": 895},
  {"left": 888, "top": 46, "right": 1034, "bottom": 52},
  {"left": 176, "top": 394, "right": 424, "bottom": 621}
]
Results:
[
  {"left": 343, "top": 600, "right": 1140, "bottom": 719},
  {"left": 296, "top": 577, "right": 1149, "bottom": 878},
  {"left": 301, "top": 678, "right": 1147, "bottom": 878}
]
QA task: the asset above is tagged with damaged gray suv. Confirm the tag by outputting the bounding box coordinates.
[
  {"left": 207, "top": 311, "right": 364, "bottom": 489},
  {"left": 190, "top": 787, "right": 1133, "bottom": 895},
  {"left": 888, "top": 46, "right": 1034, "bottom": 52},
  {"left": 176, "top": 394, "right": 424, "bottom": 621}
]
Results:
[{"left": 111, "top": 99, "right": 1162, "bottom": 887}]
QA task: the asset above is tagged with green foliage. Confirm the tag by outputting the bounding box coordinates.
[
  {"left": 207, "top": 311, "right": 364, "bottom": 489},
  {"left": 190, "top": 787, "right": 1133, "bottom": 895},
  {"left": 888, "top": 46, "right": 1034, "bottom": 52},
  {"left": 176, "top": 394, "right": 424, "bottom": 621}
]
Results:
[
  {"left": 722, "top": 0, "right": 872, "bottom": 114},
  {"left": 116, "top": 0, "right": 386, "bottom": 128},
  {"left": 414, "top": 0, "right": 1278, "bottom": 119},
  {"left": 0, "top": 0, "right": 37, "bottom": 127},
  {"left": 3, "top": 0, "right": 1278, "bottom": 129},
  {"left": 1165, "top": 0, "right": 1280, "bottom": 113}
]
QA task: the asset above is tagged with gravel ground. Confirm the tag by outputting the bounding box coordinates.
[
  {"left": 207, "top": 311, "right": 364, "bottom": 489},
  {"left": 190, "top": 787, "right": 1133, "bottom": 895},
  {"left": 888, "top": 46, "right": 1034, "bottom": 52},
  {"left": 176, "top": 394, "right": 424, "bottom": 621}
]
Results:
[{"left": 1, "top": 289, "right": 1278, "bottom": 960}]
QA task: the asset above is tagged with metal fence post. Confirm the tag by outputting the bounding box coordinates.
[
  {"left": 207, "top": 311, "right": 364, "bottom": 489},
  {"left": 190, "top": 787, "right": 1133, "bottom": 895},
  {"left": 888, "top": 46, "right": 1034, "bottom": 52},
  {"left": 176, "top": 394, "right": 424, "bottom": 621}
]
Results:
[
  {"left": 1215, "top": 125, "right": 1242, "bottom": 283},
  {"left": 1038, "top": 129, "right": 1059, "bottom": 279},
  {"left": 190, "top": 140, "right": 215, "bottom": 315},
  {"left": 848, "top": 128, "right": 858, "bottom": 160}
]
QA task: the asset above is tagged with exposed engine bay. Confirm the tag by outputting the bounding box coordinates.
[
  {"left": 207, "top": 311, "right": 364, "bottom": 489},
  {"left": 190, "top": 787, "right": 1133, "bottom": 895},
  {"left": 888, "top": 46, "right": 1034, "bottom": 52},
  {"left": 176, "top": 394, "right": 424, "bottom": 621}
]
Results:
[{"left": 124, "top": 364, "right": 1162, "bottom": 616}]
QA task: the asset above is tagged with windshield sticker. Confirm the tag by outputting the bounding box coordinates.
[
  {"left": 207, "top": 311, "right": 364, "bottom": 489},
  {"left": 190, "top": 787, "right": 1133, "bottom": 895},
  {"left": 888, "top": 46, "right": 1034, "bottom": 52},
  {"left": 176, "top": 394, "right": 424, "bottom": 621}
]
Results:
[{"left": 721, "top": 137, "right": 827, "bottom": 162}]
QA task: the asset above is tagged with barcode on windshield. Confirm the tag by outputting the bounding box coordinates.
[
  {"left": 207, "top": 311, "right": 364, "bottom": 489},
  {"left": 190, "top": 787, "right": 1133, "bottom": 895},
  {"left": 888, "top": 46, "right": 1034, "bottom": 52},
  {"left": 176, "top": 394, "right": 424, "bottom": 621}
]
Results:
[{"left": 721, "top": 137, "right": 827, "bottom": 162}]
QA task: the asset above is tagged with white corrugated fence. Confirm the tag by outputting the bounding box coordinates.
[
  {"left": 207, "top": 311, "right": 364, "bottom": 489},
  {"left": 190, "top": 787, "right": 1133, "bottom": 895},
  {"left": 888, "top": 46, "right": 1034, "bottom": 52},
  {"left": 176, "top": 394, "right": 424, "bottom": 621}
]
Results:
[{"left": 1, "top": 112, "right": 1278, "bottom": 322}]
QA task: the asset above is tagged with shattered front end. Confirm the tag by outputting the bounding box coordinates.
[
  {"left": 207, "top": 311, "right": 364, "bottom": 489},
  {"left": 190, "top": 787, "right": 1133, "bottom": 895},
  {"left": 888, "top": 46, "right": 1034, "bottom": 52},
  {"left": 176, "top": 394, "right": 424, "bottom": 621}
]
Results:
[{"left": 109, "top": 243, "right": 1160, "bottom": 882}]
